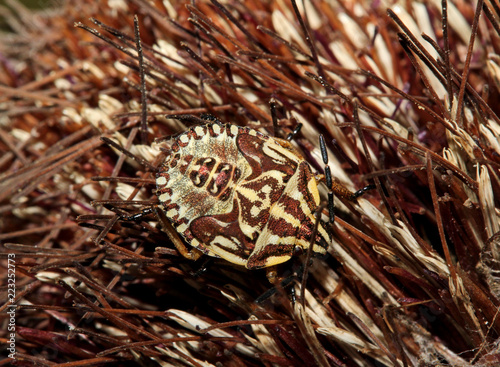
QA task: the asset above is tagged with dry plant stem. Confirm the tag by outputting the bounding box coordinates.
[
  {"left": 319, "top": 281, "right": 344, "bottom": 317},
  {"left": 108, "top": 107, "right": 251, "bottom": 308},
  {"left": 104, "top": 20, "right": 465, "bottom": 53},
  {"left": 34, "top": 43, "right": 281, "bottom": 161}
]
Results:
[
  {"left": 349, "top": 312, "right": 399, "bottom": 366},
  {"left": 97, "top": 336, "right": 245, "bottom": 357},
  {"left": 0, "top": 223, "right": 78, "bottom": 241},
  {"left": 290, "top": 0, "right": 326, "bottom": 83},
  {"left": 357, "top": 70, "right": 458, "bottom": 134},
  {"left": 361, "top": 125, "right": 478, "bottom": 191},
  {"left": 58, "top": 279, "right": 157, "bottom": 342},
  {"left": 134, "top": 15, "right": 149, "bottom": 145},
  {"left": 396, "top": 31, "right": 451, "bottom": 119},
  {"left": 0, "top": 85, "right": 77, "bottom": 108},
  {"left": 387, "top": 9, "right": 451, "bottom": 108},
  {"left": 0, "top": 137, "right": 103, "bottom": 201},
  {"left": 0, "top": 129, "right": 28, "bottom": 165},
  {"left": 456, "top": 0, "right": 483, "bottom": 124},
  {"left": 353, "top": 103, "right": 396, "bottom": 224},
  {"left": 426, "top": 152, "right": 455, "bottom": 277},
  {"left": 200, "top": 318, "right": 295, "bottom": 333},
  {"left": 442, "top": 0, "right": 453, "bottom": 106}
]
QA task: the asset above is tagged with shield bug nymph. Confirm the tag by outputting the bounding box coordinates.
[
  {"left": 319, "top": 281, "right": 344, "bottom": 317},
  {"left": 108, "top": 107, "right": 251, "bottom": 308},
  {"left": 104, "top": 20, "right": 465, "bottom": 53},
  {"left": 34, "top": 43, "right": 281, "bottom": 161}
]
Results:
[{"left": 155, "top": 123, "right": 332, "bottom": 269}]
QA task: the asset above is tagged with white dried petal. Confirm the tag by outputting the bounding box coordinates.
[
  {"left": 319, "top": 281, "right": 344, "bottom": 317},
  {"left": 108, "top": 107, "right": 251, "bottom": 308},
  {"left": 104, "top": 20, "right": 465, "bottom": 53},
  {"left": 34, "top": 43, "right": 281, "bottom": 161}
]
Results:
[
  {"left": 115, "top": 182, "right": 148, "bottom": 201},
  {"left": 317, "top": 326, "right": 370, "bottom": 350},
  {"left": 62, "top": 107, "right": 83, "bottom": 124},
  {"left": 131, "top": 144, "right": 159, "bottom": 163},
  {"left": 10, "top": 128, "right": 31, "bottom": 142},
  {"left": 82, "top": 107, "right": 116, "bottom": 130},
  {"left": 428, "top": 0, "right": 471, "bottom": 44},
  {"left": 329, "top": 41, "right": 357, "bottom": 69},
  {"left": 412, "top": 3, "right": 436, "bottom": 44},
  {"left": 54, "top": 78, "right": 71, "bottom": 90},
  {"left": 108, "top": 0, "right": 127, "bottom": 11},
  {"left": 248, "top": 315, "right": 283, "bottom": 356},
  {"left": 480, "top": 124, "right": 500, "bottom": 155},
  {"left": 98, "top": 94, "right": 123, "bottom": 116},
  {"left": 358, "top": 199, "right": 450, "bottom": 277},
  {"left": 81, "top": 61, "right": 106, "bottom": 80},
  {"left": 478, "top": 165, "right": 499, "bottom": 239},
  {"left": 113, "top": 60, "right": 130, "bottom": 75},
  {"left": 391, "top": 5, "right": 445, "bottom": 98},
  {"left": 162, "top": 0, "right": 177, "bottom": 18},
  {"left": 272, "top": 9, "right": 307, "bottom": 49},
  {"left": 338, "top": 12, "right": 367, "bottom": 48}
]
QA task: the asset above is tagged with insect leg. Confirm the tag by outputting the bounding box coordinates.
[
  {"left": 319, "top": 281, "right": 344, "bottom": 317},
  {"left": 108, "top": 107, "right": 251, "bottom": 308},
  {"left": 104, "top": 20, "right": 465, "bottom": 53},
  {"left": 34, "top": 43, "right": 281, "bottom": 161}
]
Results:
[
  {"left": 123, "top": 207, "right": 154, "bottom": 221},
  {"left": 165, "top": 114, "right": 215, "bottom": 126},
  {"left": 153, "top": 206, "right": 203, "bottom": 261},
  {"left": 256, "top": 272, "right": 298, "bottom": 303},
  {"left": 286, "top": 123, "right": 303, "bottom": 142},
  {"left": 319, "top": 135, "right": 375, "bottom": 222},
  {"left": 269, "top": 98, "right": 302, "bottom": 141},
  {"left": 351, "top": 184, "right": 376, "bottom": 199},
  {"left": 199, "top": 113, "right": 223, "bottom": 125},
  {"left": 319, "top": 134, "right": 336, "bottom": 223},
  {"left": 270, "top": 98, "right": 279, "bottom": 137}
]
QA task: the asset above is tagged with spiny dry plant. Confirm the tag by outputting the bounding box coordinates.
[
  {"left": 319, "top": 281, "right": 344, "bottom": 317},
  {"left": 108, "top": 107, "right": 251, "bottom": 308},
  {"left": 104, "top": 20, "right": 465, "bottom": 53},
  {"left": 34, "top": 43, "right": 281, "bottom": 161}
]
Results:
[{"left": 1, "top": 0, "right": 500, "bottom": 366}]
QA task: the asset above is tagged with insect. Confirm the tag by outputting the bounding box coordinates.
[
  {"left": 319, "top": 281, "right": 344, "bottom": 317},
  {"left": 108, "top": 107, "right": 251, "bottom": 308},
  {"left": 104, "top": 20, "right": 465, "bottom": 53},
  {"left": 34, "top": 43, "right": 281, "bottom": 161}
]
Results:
[{"left": 155, "top": 123, "right": 332, "bottom": 269}]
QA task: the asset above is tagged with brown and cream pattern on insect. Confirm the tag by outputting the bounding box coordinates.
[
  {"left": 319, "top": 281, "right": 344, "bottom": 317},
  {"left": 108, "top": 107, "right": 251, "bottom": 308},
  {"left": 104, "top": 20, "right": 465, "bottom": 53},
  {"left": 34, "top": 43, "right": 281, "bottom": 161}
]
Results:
[{"left": 155, "top": 123, "right": 330, "bottom": 269}]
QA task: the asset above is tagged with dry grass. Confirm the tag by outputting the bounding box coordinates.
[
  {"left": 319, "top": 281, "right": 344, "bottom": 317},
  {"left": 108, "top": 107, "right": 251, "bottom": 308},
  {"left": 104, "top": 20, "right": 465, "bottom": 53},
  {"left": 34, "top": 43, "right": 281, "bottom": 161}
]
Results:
[{"left": 1, "top": 0, "right": 500, "bottom": 366}]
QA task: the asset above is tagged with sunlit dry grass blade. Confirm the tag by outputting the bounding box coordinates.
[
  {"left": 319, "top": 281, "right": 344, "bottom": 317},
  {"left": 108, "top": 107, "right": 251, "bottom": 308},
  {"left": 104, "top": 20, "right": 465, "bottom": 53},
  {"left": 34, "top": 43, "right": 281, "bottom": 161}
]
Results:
[{"left": 2, "top": 0, "right": 500, "bottom": 366}]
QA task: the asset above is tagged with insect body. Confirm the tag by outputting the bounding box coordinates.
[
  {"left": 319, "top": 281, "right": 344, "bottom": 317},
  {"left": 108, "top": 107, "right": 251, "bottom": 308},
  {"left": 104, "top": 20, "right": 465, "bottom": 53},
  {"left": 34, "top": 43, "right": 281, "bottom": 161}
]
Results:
[{"left": 155, "top": 123, "right": 330, "bottom": 269}]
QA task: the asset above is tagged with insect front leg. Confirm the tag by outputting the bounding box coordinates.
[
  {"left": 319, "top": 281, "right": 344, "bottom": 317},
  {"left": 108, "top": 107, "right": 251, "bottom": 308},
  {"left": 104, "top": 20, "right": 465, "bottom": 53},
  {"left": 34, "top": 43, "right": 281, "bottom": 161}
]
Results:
[{"left": 153, "top": 206, "right": 203, "bottom": 261}]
